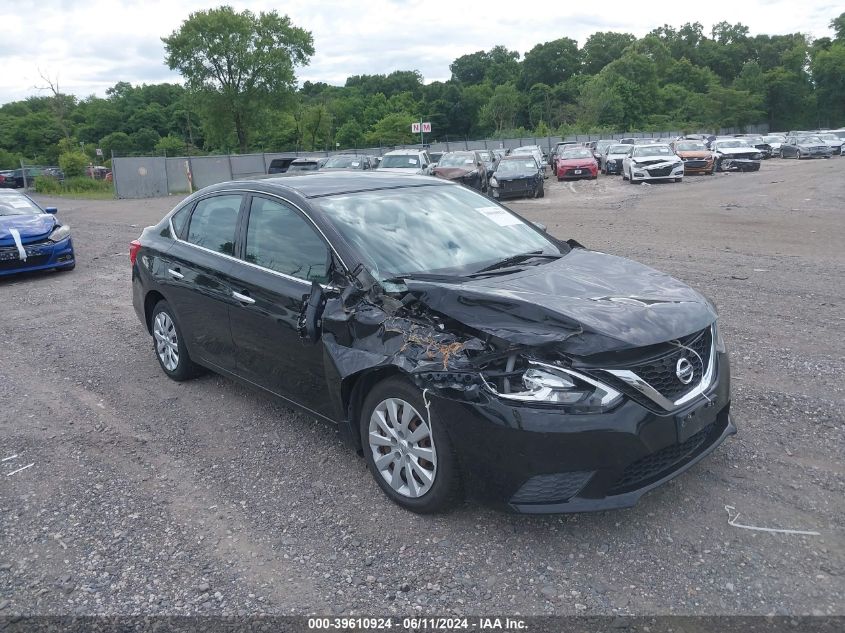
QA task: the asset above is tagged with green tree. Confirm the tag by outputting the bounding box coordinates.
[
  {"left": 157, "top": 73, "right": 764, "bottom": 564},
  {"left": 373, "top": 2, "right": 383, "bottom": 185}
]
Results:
[
  {"left": 163, "top": 6, "right": 314, "bottom": 152},
  {"left": 521, "top": 38, "right": 581, "bottom": 89},
  {"left": 335, "top": 120, "right": 365, "bottom": 149},
  {"left": 366, "top": 112, "right": 415, "bottom": 145},
  {"left": 479, "top": 83, "right": 522, "bottom": 134},
  {"left": 59, "top": 151, "right": 88, "bottom": 177},
  {"left": 155, "top": 134, "right": 188, "bottom": 155},
  {"left": 99, "top": 131, "right": 134, "bottom": 157},
  {"left": 811, "top": 42, "right": 845, "bottom": 126},
  {"left": 581, "top": 32, "right": 636, "bottom": 75},
  {"left": 831, "top": 12, "right": 845, "bottom": 41}
]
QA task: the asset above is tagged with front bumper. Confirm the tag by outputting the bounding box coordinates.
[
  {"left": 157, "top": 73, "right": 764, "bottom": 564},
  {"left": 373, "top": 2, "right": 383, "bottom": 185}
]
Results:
[
  {"left": 557, "top": 166, "right": 597, "bottom": 179},
  {"left": 681, "top": 159, "right": 714, "bottom": 174},
  {"left": 491, "top": 178, "right": 541, "bottom": 199},
  {"left": 0, "top": 236, "right": 75, "bottom": 276},
  {"left": 436, "top": 350, "right": 733, "bottom": 513}
]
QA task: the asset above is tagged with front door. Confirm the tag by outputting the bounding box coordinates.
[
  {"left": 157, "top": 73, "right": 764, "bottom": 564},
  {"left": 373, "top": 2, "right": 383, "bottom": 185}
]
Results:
[{"left": 228, "top": 194, "right": 334, "bottom": 417}]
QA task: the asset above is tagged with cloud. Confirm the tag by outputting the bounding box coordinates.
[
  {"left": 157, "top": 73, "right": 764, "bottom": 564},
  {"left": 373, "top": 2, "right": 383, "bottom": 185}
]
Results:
[{"left": 0, "top": 0, "right": 838, "bottom": 104}]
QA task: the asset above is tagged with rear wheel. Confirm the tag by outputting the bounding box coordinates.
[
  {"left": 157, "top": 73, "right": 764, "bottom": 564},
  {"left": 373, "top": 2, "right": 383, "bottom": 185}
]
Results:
[
  {"left": 151, "top": 300, "right": 200, "bottom": 381},
  {"left": 361, "top": 377, "right": 461, "bottom": 513}
]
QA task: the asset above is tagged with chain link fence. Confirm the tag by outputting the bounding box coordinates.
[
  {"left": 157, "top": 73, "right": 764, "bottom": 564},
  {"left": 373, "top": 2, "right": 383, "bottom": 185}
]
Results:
[{"left": 112, "top": 125, "right": 769, "bottom": 199}]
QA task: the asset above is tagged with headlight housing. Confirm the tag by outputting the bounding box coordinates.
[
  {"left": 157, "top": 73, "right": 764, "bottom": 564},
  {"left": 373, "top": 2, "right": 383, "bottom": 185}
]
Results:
[
  {"left": 48, "top": 224, "right": 71, "bottom": 243},
  {"left": 481, "top": 360, "right": 622, "bottom": 412}
]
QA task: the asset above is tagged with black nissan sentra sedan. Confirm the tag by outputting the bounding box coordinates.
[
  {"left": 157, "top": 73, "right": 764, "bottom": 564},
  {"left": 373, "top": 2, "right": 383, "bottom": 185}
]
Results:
[{"left": 131, "top": 172, "right": 734, "bottom": 514}]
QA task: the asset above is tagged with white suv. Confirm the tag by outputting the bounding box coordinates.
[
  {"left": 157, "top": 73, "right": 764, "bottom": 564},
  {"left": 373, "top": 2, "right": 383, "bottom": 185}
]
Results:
[{"left": 377, "top": 149, "right": 434, "bottom": 175}]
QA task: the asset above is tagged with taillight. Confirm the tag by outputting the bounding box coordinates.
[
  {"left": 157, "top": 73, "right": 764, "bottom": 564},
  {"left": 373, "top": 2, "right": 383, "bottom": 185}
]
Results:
[{"left": 129, "top": 240, "right": 141, "bottom": 265}]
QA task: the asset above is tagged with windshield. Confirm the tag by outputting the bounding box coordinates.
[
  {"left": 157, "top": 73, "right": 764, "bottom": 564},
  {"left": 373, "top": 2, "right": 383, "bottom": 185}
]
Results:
[
  {"left": 316, "top": 185, "right": 559, "bottom": 279},
  {"left": 596, "top": 140, "right": 612, "bottom": 151},
  {"left": 0, "top": 193, "right": 42, "bottom": 216},
  {"left": 818, "top": 134, "right": 837, "bottom": 141},
  {"left": 797, "top": 136, "right": 823, "bottom": 144},
  {"left": 289, "top": 162, "right": 318, "bottom": 171},
  {"left": 714, "top": 140, "right": 749, "bottom": 149},
  {"left": 608, "top": 145, "right": 630, "bottom": 154},
  {"left": 497, "top": 158, "right": 538, "bottom": 173},
  {"left": 633, "top": 146, "right": 673, "bottom": 157},
  {"left": 323, "top": 155, "right": 362, "bottom": 168},
  {"left": 380, "top": 154, "right": 420, "bottom": 168},
  {"left": 561, "top": 149, "right": 593, "bottom": 159},
  {"left": 763, "top": 136, "right": 785, "bottom": 143},
  {"left": 477, "top": 151, "right": 493, "bottom": 162},
  {"left": 676, "top": 142, "right": 707, "bottom": 151},
  {"left": 437, "top": 154, "right": 476, "bottom": 167}
]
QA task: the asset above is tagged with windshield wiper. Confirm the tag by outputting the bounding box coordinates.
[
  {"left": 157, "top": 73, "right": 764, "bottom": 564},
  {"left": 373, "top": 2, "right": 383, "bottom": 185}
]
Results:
[
  {"left": 468, "top": 251, "right": 562, "bottom": 276},
  {"left": 382, "top": 272, "right": 469, "bottom": 284}
]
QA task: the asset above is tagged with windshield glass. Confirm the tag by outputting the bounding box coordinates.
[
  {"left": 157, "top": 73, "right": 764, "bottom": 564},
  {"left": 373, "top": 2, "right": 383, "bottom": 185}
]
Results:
[
  {"left": 497, "top": 159, "right": 538, "bottom": 173},
  {"left": 0, "top": 193, "right": 42, "bottom": 216},
  {"left": 818, "top": 134, "right": 837, "bottom": 141},
  {"left": 763, "top": 136, "right": 785, "bottom": 143},
  {"left": 676, "top": 142, "right": 707, "bottom": 151},
  {"left": 324, "top": 155, "right": 361, "bottom": 168},
  {"left": 316, "top": 186, "right": 559, "bottom": 279},
  {"left": 797, "top": 136, "right": 823, "bottom": 144},
  {"left": 608, "top": 145, "right": 630, "bottom": 154},
  {"left": 714, "top": 140, "right": 749, "bottom": 149},
  {"left": 437, "top": 154, "right": 475, "bottom": 167},
  {"left": 633, "top": 146, "right": 673, "bottom": 156},
  {"left": 561, "top": 149, "right": 593, "bottom": 159},
  {"left": 289, "top": 162, "right": 318, "bottom": 171},
  {"left": 380, "top": 154, "right": 419, "bottom": 168},
  {"left": 477, "top": 151, "right": 493, "bottom": 162}
]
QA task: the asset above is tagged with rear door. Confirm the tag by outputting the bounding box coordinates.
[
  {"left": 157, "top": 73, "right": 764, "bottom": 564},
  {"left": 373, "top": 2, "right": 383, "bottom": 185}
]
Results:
[
  {"left": 161, "top": 193, "right": 244, "bottom": 372},
  {"left": 228, "top": 194, "right": 334, "bottom": 417}
]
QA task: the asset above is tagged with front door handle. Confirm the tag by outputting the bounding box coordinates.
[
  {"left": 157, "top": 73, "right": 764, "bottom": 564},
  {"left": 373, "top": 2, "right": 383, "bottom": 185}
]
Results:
[
  {"left": 232, "top": 291, "right": 255, "bottom": 305},
  {"left": 167, "top": 268, "right": 184, "bottom": 280}
]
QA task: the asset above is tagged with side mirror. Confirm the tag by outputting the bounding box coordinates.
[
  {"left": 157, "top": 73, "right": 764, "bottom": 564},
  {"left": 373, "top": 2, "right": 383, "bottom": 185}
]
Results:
[
  {"left": 298, "top": 281, "right": 326, "bottom": 344},
  {"left": 45, "top": 207, "right": 58, "bottom": 214}
]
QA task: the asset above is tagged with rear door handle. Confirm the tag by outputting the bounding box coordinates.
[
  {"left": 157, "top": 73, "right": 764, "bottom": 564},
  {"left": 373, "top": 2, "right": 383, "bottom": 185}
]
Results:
[
  {"left": 167, "top": 268, "right": 184, "bottom": 280},
  {"left": 232, "top": 291, "right": 255, "bottom": 305}
]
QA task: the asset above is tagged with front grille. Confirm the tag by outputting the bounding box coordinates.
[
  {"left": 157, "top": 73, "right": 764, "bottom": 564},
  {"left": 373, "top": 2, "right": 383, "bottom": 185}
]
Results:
[
  {"left": 628, "top": 328, "right": 711, "bottom": 401},
  {"left": 511, "top": 471, "right": 594, "bottom": 504},
  {"left": 608, "top": 423, "right": 714, "bottom": 495},
  {"left": 683, "top": 160, "right": 707, "bottom": 168},
  {"left": 0, "top": 253, "right": 50, "bottom": 270},
  {"left": 646, "top": 166, "right": 673, "bottom": 177},
  {"left": 564, "top": 168, "right": 590, "bottom": 176}
]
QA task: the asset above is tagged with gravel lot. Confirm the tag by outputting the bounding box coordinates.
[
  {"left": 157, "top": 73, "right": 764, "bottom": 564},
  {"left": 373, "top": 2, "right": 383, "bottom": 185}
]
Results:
[{"left": 1, "top": 158, "right": 843, "bottom": 617}]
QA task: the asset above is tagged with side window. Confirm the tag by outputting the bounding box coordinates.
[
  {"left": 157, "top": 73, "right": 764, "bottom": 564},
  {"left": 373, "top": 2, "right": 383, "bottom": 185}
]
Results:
[
  {"left": 244, "top": 197, "right": 329, "bottom": 283},
  {"left": 170, "top": 204, "right": 191, "bottom": 239},
  {"left": 186, "top": 194, "right": 241, "bottom": 255}
]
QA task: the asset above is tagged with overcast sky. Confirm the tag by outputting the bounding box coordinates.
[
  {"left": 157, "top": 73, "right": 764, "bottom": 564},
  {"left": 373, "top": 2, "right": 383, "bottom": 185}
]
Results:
[{"left": 1, "top": 0, "right": 840, "bottom": 105}]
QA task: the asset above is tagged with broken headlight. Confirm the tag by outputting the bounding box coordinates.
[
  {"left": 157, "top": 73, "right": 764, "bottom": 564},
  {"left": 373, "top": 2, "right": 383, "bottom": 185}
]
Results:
[
  {"left": 482, "top": 360, "right": 621, "bottom": 412},
  {"left": 48, "top": 224, "right": 71, "bottom": 243}
]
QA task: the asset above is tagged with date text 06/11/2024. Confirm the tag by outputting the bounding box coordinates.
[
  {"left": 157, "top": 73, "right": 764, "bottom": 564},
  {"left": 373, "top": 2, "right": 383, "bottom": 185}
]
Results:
[{"left": 307, "top": 617, "right": 528, "bottom": 630}]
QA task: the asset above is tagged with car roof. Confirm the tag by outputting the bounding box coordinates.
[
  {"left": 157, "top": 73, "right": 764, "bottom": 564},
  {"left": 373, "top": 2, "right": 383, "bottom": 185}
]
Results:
[{"left": 223, "top": 171, "right": 452, "bottom": 199}]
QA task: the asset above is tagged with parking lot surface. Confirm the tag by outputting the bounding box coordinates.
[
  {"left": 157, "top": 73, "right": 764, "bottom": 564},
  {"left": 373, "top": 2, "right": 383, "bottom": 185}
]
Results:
[{"left": 1, "top": 159, "right": 843, "bottom": 616}]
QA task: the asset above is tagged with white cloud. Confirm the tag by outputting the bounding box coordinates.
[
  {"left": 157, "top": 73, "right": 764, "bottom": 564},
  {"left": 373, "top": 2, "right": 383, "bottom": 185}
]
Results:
[{"left": 1, "top": 0, "right": 838, "bottom": 104}]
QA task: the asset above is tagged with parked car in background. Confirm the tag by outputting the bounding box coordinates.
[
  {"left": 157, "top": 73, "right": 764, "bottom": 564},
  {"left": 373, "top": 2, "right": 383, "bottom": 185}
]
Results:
[
  {"left": 377, "top": 149, "right": 433, "bottom": 175},
  {"left": 762, "top": 134, "right": 787, "bottom": 156},
  {"left": 671, "top": 140, "right": 715, "bottom": 175},
  {"left": 286, "top": 159, "right": 321, "bottom": 173},
  {"left": 0, "top": 170, "right": 14, "bottom": 188},
  {"left": 623, "top": 144, "right": 685, "bottom": 183},
  {"left": 431, "top": 151, "right": 488, "bottom": 192},
  {"left": 512, "top": 146, "right": 546, "bottom": 173},
  {"left": 428, "top": 152, "right": 444, "bottom": 167},
  {"left": 735, "top": 135, "right": 772, "bottom": 159},
  {"left": 816, "top": 133, "right": 843, "bottom": 155},
  {"left": 491, "top": 148, "right": 509, "bottom": 161},
  {"left": 555, "top": 147, "right": 598, "bottom": 181},
  {"left": 130, "top": 172, "right": 733, "bottom": 513},
  {"left": 779, "top": 136, "right": 832, "bottom": 160},
  {"left": 320, "top": 154, "right": 377, "bottom": 171},
  {"left": 601, "top": 144, "right": 631, "bottom": 175},
  {"left": 0, "top": 190, "right": 75, "bottom": 276},
  {"left": 593, "top": 140, "right": 613, "bottom": 164},
  {"left": 43, "top": 167, "right": 65, "bottom": 181},
  {"left": 489, "top": 155, "right": 544, "bottom": 199},
  {"left": 476, "top": 150, "right": 499, "bottom": 179},
  {"left": 8, "top": 167, "right": 43, "bottom": 188},
  {"left": 711, "top": 139, "right": 762, "bottom": 171},
  {"left": 267, "top": 156, "right": 298, "bottom": 174},
  {"left": 549, "top": 141, "right": 578, "bottom": 167}
]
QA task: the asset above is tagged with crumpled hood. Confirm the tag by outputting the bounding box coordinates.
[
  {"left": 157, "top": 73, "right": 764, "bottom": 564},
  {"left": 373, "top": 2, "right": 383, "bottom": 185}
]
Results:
[
  {"left": 677, "top": 150, "right": 712, "bottom": 159},
  {"left": 405, "top": 248, "right": 716, "bottom": 355},
  {"left": 716, "top": 147, "right": 759, "bottom": 156},
  {"left": 433, "top": 167, "right": 474, "bottom": 180},
  {"left": 0, "top": 214, "right": 55, "bottom": 245}
]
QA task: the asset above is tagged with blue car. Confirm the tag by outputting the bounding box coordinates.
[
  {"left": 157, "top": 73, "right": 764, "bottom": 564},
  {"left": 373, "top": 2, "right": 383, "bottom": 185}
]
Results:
[{"left": 0, "top": 190, "right": 75, "bottom": 276}]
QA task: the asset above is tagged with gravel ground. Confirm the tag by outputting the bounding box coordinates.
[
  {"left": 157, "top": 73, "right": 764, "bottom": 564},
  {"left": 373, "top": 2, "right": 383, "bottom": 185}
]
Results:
[{"left": 1, "top": 158, "right": 843, "bottom": 617}]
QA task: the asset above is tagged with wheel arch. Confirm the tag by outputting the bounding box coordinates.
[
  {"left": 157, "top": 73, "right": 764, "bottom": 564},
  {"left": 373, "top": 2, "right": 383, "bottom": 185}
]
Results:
[
  {"left": 340, "top": 365, "right": 409, "bottom": 453},
  {"left": 143, "top": 290, "right": 167, "bottom": 334}
]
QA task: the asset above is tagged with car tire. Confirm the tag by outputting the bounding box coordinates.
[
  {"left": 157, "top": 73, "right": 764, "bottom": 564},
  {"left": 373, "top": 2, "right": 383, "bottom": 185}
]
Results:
[
  {"left": 151, "top": 300, "right": 200, "bottom": 382},
  {"left": 797, "top": 151, "right": 802, "bottom": 159},
  {"left": 674, "top": 177, "right": 682, "bottom": 183},
  {"left": 537, "top": 183, "right": 545, "bottom": 198},
  {"left": 360, "top": 377, "right": 461, "bottom": 514}
]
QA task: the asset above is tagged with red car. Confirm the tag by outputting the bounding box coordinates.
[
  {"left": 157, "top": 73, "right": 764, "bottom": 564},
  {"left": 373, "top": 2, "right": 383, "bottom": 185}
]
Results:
[{"left": 555, "top": 148, "right": 598, "bottom": 181}]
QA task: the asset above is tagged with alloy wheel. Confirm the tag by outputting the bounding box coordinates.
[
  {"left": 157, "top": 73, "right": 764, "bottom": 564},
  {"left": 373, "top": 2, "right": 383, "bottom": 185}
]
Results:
[
  {"left": 368, "top": 397, "right": 437, "bottom": 498},
  {"left": 153, "top": 312, "right": 179, "bottom": 371}
]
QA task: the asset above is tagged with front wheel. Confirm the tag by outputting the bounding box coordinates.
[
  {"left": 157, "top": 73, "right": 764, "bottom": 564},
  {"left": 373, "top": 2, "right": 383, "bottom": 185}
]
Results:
[
  {"left": 151, "top": 300, "right": 200, "bottom": 381},
  {"left": 361, "top": 378, "right": 461, "bottom": 513}
]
